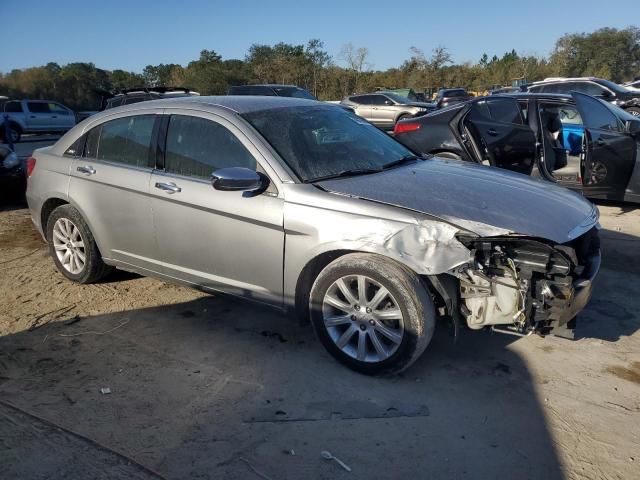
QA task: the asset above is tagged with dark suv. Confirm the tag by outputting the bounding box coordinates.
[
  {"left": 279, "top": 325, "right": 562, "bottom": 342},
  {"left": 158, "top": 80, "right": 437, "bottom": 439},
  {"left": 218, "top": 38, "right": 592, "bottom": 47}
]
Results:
[
  {"left": 104, "top": 87, "right": 199, "bottom": 110},
  {"left": 227, "top": 84, "right": 317, "bottom": 100},
  {"left": 528, "top": 77, "right": 640, "bottom": 117},
  {"left": 435, "top": 88, "right": 472, "bottom": 109}
]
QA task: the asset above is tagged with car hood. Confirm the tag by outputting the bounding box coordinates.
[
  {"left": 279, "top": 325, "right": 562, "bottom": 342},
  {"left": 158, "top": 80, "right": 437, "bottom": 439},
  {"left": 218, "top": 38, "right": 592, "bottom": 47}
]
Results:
[{"left": 316, "top": 158, "right": 597, "bottom": 243}]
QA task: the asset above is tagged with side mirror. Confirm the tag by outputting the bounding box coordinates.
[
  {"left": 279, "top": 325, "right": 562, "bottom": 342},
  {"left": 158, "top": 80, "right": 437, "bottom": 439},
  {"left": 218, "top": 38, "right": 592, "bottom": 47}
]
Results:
[
  {"left": 625, "top": 119, "right": 640, "bottom": 136},
  {"left": 384, "top": 100, "right": 393, "bottom": 106},
  {"left": 211, "top": 167, "right": 262, "bottom": 192},
  {"left": 601, "top": 90, "right": 613, "bottom": 98}
]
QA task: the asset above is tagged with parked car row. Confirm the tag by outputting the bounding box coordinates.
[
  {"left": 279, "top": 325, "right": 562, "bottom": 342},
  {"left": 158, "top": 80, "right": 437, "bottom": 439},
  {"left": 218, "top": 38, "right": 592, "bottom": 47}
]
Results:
[
  {"left": 25, "top": 95, "right": 602, "bottom": 375},
  {"left": 393, "top": 90, "right": 640, "bottom": 204}
]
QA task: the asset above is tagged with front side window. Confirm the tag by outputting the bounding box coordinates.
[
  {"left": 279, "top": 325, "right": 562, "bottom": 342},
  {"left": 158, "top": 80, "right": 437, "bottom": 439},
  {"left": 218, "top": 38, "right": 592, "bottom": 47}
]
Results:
[
  {"left": 370, "top": 95, "right": 390, "bottom": 106},
  {"left": 580, "top": 82, "right": 606, "bottom": 96},
  {"left": 83, "top": 115, "right": 155, "bottom": 168},
  {"left": 243, "top": 105, "right": 414, "bottom": 182},
  {"left": 577, "top": 94, "right": 621, "bottom": 131},
  {"left": 164, "top": 115, "right": 256, "bottom": 179},
  {"left": 49, "top": 103, "right": 70, "bottom": 115}
]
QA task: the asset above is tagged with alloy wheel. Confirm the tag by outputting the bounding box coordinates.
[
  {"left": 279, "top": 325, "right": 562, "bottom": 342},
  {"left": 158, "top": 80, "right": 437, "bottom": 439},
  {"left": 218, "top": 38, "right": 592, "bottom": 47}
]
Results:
[
  {"left": 52, "top": 218, "right": 86, "bottom": 274},
  {"left": 322, "top": 274, "right": 405, "bottom": 362}
]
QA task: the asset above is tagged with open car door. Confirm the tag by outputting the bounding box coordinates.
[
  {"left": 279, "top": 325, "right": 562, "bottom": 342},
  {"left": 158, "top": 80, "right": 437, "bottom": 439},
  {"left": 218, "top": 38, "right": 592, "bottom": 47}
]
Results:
[
  {"left": 572, "top": 92, "right": 637, "bottom": 200},
  {"left": 465, "top": 97, "right": 537, "bottom": 175}
]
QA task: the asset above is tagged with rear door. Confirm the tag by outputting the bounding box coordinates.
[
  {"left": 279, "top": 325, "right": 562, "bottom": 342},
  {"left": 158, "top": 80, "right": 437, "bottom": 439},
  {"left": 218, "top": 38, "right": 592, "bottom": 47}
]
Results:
[
  {"left": 465, "top": 97, "right": 537, "bottom": 174},
  {"left": 572, "top": 92, "right": 637, "bottom": 199},
  {"left": 47, "top": 102, "right": 75, "bottom": 131},
  {"left": 149, "top": 110, "right": 285, "bottom": 306},
  {"left": 68, "top": 111, "right": 160, "bottom": 271}
]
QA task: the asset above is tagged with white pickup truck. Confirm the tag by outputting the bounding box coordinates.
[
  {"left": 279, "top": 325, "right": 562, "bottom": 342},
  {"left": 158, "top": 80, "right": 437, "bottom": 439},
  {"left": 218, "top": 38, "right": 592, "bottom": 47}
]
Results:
[{"left": 1, "top": 99, "right": 76, "bottom": 143}]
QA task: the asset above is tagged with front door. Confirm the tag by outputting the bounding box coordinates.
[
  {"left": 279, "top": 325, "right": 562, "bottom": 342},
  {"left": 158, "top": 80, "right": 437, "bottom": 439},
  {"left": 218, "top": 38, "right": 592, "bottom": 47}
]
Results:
[
  {"left": 572, "top": 92, "right": 637, "bottom": 200},
  {"left": 25, "top": 102, "right": 54, "bottom": 131},
  {"left": 68, "top": 112, "right": 159, "bottom": 272},
  {"left": 465, "top": 97, "right": 537, "bottom": 175},
  {"left": 149, "top": 111, "right": 285, "bottom": 306},
  {"left": 370, "top": 95, "right": 397, "bottom": 128}
]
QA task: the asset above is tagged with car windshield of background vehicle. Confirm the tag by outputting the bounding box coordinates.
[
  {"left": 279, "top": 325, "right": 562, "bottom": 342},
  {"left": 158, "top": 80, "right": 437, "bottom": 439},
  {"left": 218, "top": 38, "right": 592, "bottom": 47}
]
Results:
[
  {"left": 598, "top": 79, "right": 633, "bottom": 95},
  {"left": 273, "top": 87, "right": 317, "bottom": 100},
  {"left": 243, "top": 105, "right": 415, "bottom": 182}
]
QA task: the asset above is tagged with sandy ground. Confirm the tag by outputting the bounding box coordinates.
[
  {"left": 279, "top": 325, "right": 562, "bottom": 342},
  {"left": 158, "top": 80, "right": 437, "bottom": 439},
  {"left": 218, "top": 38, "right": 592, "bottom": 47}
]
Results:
[{"left": 0, "top": 198, "right": 639, "bottom": 480}]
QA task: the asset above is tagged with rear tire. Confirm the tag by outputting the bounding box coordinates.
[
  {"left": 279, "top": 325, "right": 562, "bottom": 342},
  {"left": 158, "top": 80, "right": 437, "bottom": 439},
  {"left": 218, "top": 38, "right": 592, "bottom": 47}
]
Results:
[
  {"left": 46, "top": 204, "right": 112, "bottom": 284},
  {"left": 1, "top": 124, "right": 21, "bottom": 143},
  {"left": 309, "top": 253, "right": 435, "bottom": 375}
]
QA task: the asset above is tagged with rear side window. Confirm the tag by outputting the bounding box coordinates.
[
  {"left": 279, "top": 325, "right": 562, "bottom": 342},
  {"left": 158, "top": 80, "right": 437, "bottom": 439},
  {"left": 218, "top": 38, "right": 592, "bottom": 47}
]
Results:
[
  {"left": 123, "top": 95, "right": 147, "bottom": 105},
  {"left": 27, "top": 102, "right": 50, "bottom": 113},
  {"left": 470, "top": 98, "right": 523, "bottom": 124},
  {"left": 351, "top": 95, "right": 373, "bottom": 105},
  {"left": 487, "top": 98, "right": 523, "bottom": 124},
  {"left": 84, "top": 115, "right": 155, "bottom": 168},
  {"left": 4, "top": 101, "right": 23, "bottom": 113},
  {"left": 164, "top": 115, "right": 256, "bottom": 179}
]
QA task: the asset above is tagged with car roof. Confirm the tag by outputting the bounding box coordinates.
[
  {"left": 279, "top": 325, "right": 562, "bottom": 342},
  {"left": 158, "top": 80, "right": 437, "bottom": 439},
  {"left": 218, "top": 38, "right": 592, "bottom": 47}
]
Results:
[
  {"left": 97, "top": 95, "right": 323, "bottom": 116},
  {"left": 232, "top": 84, "right": 302, "bottom": 88},
  {"left": 496, "top": 92, "right": 574, "bottom": 100},
  {"left": 531, "top": 77, "right": 602, "bottom": 85}
]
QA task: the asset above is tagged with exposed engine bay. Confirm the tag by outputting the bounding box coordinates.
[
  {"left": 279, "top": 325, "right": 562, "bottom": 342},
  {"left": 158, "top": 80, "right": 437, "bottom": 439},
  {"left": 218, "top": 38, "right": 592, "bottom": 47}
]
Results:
[{"left": 436, "top": 228, "right": 601, "bottom": 338}]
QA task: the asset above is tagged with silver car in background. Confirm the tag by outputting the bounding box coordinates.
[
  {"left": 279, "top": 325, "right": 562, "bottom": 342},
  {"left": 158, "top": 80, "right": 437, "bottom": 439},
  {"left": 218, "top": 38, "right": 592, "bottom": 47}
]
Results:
[
  {"left": 340, "top": 92, "right": 435, "bottom": 129},
  {"left": 26, "top": 97, "right": 600, "bottom": 375}
]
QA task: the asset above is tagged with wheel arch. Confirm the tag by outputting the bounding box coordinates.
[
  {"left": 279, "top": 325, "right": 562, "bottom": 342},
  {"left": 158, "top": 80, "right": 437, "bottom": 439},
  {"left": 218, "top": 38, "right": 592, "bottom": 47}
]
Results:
[
  {"left": 40, "top": 197, "right": 69, "bottom": 233},
  {"left": 294, "top": 249, "right": 356, "bottom": 324}
]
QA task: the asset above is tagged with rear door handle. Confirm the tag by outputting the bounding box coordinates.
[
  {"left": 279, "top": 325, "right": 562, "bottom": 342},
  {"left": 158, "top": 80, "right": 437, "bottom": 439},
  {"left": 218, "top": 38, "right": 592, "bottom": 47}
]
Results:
[
  {"left": 487, "top": 128, "right": 499, "bottom": 136},
  {"left": 76, "top": 165, "right": 96, "bottom": 175},
  {"left": 595, "top": 138, "right": 605, "bottom": 147},
  {"left": 155, "top": 182, "right": 181, "bottom": 194}
]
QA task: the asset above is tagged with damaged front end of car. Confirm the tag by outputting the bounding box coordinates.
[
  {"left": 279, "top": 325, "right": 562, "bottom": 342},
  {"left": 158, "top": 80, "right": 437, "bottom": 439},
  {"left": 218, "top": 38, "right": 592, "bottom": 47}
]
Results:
[{"left": 430, "top": 227, "right": 601, "bottom": 339}]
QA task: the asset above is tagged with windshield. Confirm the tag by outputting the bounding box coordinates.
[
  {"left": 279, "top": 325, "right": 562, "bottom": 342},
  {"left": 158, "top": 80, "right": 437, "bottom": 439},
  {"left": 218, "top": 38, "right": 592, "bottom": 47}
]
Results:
[
  {"left": 243, "top": 105, "right": 415, "bottom": 182},
  {"left": 273, "top": 87, "right": 317, "bottom": 100},
  {"left": 597, "top": 79, "right": 632, "bottom": 95}
]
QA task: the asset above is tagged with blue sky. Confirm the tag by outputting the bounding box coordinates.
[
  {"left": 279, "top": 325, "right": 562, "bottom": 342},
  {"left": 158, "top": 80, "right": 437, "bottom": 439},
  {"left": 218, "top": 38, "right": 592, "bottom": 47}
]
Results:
[{"left": 2, "top": 0, "right": 639, "bottom": 73}]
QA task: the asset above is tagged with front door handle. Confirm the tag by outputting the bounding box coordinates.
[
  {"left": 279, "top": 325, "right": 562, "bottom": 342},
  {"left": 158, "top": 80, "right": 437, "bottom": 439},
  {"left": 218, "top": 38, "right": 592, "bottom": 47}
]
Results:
[
  {"left": 487, "top": 128, "right": 499, "bottom": 137},
  {"left": 76, "top": 165, "right": 96, "bottom": 175},
  {"left": 155, "top": 182, "right": 181, "bottom": 194}
]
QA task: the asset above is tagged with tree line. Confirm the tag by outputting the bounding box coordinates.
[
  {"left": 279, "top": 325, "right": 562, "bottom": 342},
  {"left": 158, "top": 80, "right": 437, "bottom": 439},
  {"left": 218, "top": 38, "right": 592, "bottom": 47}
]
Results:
[{"left": 1, "top": 26, "right": 638, "bottom": 111}]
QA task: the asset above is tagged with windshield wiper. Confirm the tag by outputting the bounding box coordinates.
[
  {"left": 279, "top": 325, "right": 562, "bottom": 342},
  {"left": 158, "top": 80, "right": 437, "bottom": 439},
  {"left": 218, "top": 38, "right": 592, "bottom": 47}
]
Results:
[
  {"left": 308, "top": 167, "right": 383, "bottom": 183},
  {"left": 381, "top": 154, "right": 421, "bottom": 170}
]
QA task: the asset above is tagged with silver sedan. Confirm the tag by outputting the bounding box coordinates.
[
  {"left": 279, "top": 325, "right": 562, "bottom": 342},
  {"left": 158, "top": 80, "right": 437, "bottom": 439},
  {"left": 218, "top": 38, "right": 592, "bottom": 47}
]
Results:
[{"left": 25, "top": 96, "right": 600, "bottom": 375}]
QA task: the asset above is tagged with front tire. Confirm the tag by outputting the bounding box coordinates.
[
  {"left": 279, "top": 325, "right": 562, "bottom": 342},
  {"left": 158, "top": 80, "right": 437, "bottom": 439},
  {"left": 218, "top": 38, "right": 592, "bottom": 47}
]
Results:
[
  {"left": 46, "top": 204, "right": 112, "bottom": 284},
  {"left": 309, "top": 253, "right": 435, "bottom": 375}
]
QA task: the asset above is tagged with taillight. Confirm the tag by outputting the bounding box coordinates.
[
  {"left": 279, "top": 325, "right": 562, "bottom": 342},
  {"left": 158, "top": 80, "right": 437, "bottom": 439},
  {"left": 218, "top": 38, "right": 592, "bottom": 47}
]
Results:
[
  {"left": 26, "top": 157, "right": 36, "bottom": 177},
  {"left": 394, "top": 121, "right": 421, "bottom": 135}
]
